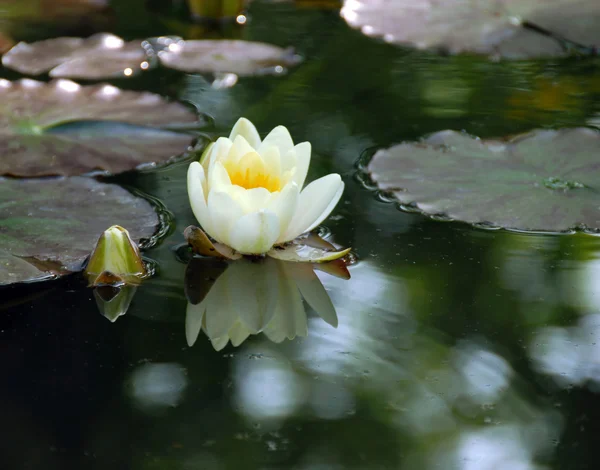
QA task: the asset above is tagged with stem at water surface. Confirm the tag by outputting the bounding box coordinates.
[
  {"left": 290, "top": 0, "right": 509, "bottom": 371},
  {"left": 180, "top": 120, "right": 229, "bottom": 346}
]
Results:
[{"left": 186, "top": 0, "right": 248, "bottom": 20}]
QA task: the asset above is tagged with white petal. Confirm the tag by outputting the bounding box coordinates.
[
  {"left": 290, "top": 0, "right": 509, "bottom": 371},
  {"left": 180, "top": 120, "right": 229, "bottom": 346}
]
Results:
[
  {"left": 228, "top": 117, "right": 261, "bottom": 148},
  {"left": 228, "top": 135, "right": 256, "bottom": 162},
  {"left": 291, "top": 142, "right": 311, "bottom": 189},
  {"left": 207, "top": 190, "right": 244, "bottom": 245},
  {"left": 206, "top": 137, "right": 232, "bottom": 173},
  {"left": 268, "top": 182, "right": 300, "bottom": 243},
  {"left": 208, "top": 160, "right": 232, "bottom": 191},
  {"left": 236, "top": 187, "right": 272, "bottom": 213},
  {"left": 288, "top": 263, "right": 338, "bottom": 327},
  {"left": 210, "top": 335, "right": 230, "bottom": 351},
  {"left": 185, "top": 300, "right": 206, "bottom": 346},
  {"left": 225, "top": 259, "right": 278, "bottom": 333},
  {"left": 187, "top": 162, "right": 212, "bottom": 234},
  {"left": 261, "top": 145, "right": 282, "bottom": 177},
  {"left": 228, "top": 210, "right": 280, "bottom": 254},
  {"left": 280, "top": 174, "right": 344, "bottom": 242},
  {"left": 258, "top": 125, "right": 294, "bottom": 157}
]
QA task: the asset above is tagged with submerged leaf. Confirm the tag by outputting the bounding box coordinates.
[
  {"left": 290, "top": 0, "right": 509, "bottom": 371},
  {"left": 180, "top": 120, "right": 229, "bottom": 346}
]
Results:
[
  {"left": 341, "top": 0, "right": 600, "bottom": 59},
  {"left": 0, "top": 79, "right": 199, "bottom": 177},
  {"left": 156, "top": 38, "right": 302, "bottom": 76},
  {"left": 368, "top": 128, "right": 600, "bottom": 232},
  {"left": 2, "top": 33, "right": 149, "bottom": 79},
  {"left": 0, "top": 177, "right": 158, "bottom": 285}
]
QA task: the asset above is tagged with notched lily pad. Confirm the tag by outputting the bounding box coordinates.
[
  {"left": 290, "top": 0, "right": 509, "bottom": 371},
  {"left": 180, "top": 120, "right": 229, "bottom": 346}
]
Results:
[
  {"left": 368, "top": 128, "right": 600, "bottom": 233},
  {"left": 2, "top": 33, "right": 150, "bottom": 79},
  {"left": 341, "top": 0, "right": 600, "bottom": 58},
  {"left": 0, "top": 79, "right": 199, "bottom": 177},
  {"left": 154, "top": 37, "right": 302, "bottom": 76},
  {"left": 0, "top": 176, "right": 159, "bottom": 285}
]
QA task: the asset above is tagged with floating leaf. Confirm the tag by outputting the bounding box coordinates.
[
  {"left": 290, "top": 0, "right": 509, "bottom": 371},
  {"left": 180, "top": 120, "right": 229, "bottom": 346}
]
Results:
[
  {"left": 340, "top": 0, "right": 600, "bottom": 58},
  {"left": 183, "top": 225, "right": 241, "bottom": 260},
  {"left": 2, "top": 34, "right": 150, "bottom": 79},
  {"left": 367, "top": 128, "right": 600, "bottom": 232},
  {"left": 0, "top": 79, "right": 198, "bottom": 177},
  {"left": 155, "top": 38, "right": 302, "bottom": 76},
  {"left": 268, "top": 244, "right": 352, "bottom": 263},
  {"left": 0, "top": 177, "right": 158, "bottom": 285}
]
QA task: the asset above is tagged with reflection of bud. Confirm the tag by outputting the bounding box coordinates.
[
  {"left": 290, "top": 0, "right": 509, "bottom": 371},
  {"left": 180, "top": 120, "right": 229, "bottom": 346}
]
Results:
[
  {"left": 85, "top": 225, "right": 146, "bottom": 287},
  {"left": 94, "top": 285, "right": 137, "bottom": 322},
  {"left": 185, "top": 257, "right": 340, "bottom": 350}
]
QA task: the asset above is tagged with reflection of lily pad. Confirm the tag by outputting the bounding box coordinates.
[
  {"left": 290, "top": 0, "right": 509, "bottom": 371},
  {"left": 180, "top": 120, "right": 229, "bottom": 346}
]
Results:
[
  {"left": 0, "top": 177, "right": 158, "bottom": 285},
  {"left": 341, "top": 0, "right": 600, "bottom": 58},
  {"left": 367, "top": 128, "right": 600, "bottom": 232},
  {"left": 0, "top": 79, "right": 198, "bottom": 176},
  {"left": 156, "top": 38, "right": 302, "bottom": 75},
  {"left": 2, "top": 34, "right": 149, "bottom": 79}
]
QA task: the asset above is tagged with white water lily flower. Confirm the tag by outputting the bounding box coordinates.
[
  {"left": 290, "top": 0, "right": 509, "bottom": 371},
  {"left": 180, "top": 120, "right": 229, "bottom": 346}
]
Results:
[{"left": 187, "top": 117, "right": 345, "bottom": 255}]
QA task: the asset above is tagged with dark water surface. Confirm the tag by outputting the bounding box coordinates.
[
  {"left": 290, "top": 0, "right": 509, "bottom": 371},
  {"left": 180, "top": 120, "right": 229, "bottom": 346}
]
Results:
[{"left": 3, "top": 1, "right": 600, "bottom": 469}]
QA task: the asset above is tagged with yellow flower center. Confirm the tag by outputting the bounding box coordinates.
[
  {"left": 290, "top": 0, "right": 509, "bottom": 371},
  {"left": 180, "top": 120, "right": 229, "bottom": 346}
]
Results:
[{"left": 224, "top": 151, "right": 284, "bottom": 193}]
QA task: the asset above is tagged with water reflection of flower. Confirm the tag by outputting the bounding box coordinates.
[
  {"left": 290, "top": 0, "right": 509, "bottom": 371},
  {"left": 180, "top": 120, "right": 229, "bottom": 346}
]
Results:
[{"left": 185, "top": 256, "right": 342, "bottom": 350}]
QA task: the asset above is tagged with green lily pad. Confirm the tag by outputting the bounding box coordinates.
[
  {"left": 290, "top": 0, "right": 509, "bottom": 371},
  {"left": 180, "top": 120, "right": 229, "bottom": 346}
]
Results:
[
  {"left": 0, "top": 79, "right": 199, "bottom": 177},
  {"left": 155, "top": 38, "right": 302, "bottom": 76},
  {"left": 367, "top": 128, "right": 600, "bottom": 233},
  {"left": 0, "top": 176, "right": 158, "bottom": 285},
  {"left": 2, "top": 34, "right": 150, "bottom": 79},
  {"left": 341, "top": 0, "right": 600, "bottom": 58}
]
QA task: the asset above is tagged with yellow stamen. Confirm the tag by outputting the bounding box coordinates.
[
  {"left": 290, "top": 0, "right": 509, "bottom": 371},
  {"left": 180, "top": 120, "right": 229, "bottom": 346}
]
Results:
[{"left": 224, "top": 151, "right": 283, "bottom": 192}]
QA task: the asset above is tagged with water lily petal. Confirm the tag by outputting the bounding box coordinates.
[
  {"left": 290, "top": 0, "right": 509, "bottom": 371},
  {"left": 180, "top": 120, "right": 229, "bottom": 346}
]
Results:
[
  {"left": 208, "top": 190, "right": 244, "bottom": 245},
  {"left": 209, "top": 160, "right": 232, "bottom": 191},
  {"left": 185, "top": 300, "right": 206, "bottom": 346},
  {"left": 261, "top": 145, "right": 282, "bottom": 177},
  {"left": 258, "top": 125, "right": 294, "bottom": 157},
  {"left": 188, "top": 162, "right": 212, "bottom": 234},
  {"left": 229, "top": 117, "right": 261, "bottom": 149},
  {"left": 228, "top": 134, "right": 256, "bottom": 162},
  {"left": 289, "top": 263, "right": 338, "bottom": 327},
  {"left": 291, "top": 142, "right": 311, "bottom": 189},
  {"left": 269, "top": 182, "right": 300, "bottom": 243},
  {"left": 280, "top": 174, "right": 344, "bottom": 242},
  {"left": 205, "top": 137, "right": 232, "bottom": 173},
  {"left": 237, "top": 187, "right": 272, "bottom": 213},
  {"left": 209, "top": 335, "right": 230, "bottom": 351},
  {"left": 228, "top": 210, "right": 280, "bottom": 254}
]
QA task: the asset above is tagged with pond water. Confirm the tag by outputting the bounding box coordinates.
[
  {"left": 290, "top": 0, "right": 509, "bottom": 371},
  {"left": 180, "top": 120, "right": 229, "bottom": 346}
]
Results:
[{"left": 3, "top": 1, "right": 600, "bottom": 469}]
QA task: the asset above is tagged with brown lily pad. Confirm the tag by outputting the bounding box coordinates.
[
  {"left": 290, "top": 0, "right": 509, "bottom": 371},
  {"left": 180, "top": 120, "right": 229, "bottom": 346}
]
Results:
[
  {"left": 341, "top": 0, "right": 600, "bottom": 59},
  {"left": 0, "top": 79, "right": 199, "bottom": 177},
  {"left": 2, "top": 33, "right": 150, "bottom": 79},
  {"left": 368, "top": 128, "right": 600, "bottom": 232},
  {"left": 155, "top": 37, "right": 302, "bottom": 76},
  {"left": 0, "top": 176, "right": 159, "bottom": 285}
]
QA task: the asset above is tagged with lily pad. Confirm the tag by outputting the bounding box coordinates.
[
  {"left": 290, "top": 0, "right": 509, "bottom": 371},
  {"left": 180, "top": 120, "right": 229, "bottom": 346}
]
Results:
[
  {"left": 340, "top": 0, "right": 600, "bottom": 58},
  {"left": 0, "top": 176, "right": 158, "bottom": 285},
  {"left": 0, "top": 79, "right": 198, "bottom": 177},
  {"left": 155, "top": 38, "right": 302, "bottom": 76},
  {"left": 367, "top": 128, "right": 600, "bottom": 232},
  {"left": 2, "top": 34, "right": 150, "bottom": 79}
]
